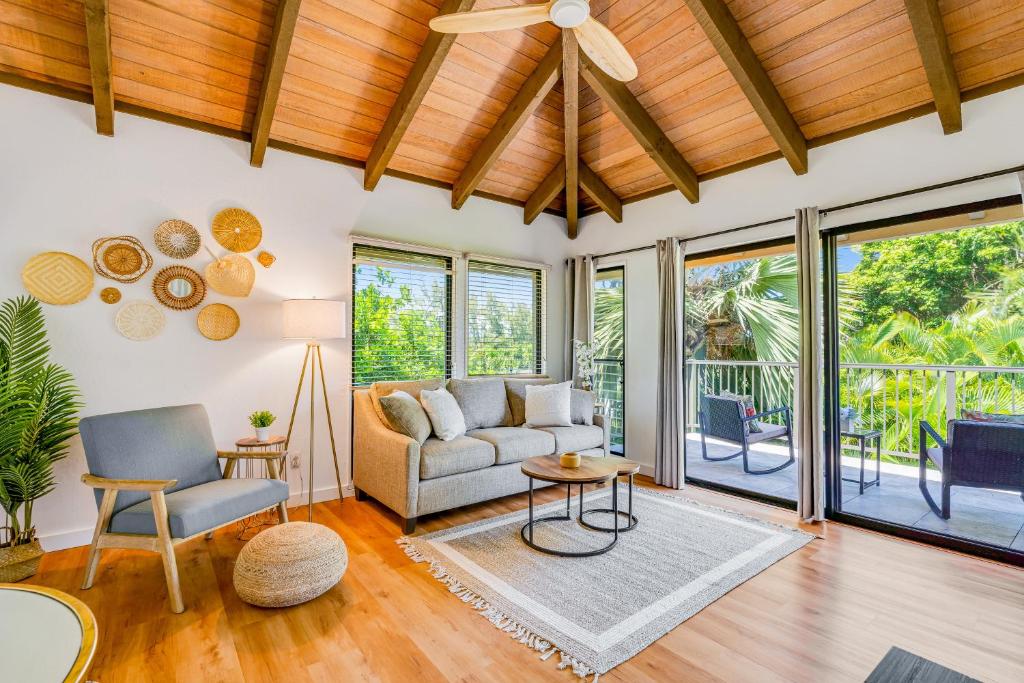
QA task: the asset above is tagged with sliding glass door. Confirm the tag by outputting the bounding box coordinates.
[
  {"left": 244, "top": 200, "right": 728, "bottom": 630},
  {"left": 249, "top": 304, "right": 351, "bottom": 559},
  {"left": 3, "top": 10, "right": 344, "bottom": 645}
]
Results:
[
  {"left": 594, "top": 267, "right": 625, "bottom": 455},
  {"left": 824, "top": 199, "right": 1024, "bottom": 563},
  {"left": 683, "top": 241, "right": 799, "bottom": 504}
]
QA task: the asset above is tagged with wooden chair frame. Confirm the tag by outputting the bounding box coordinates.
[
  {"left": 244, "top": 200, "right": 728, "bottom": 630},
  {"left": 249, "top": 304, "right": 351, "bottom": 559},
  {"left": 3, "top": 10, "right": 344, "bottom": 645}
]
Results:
[{"left": 80, "top": 451, "right": 289, "bottom": 614}]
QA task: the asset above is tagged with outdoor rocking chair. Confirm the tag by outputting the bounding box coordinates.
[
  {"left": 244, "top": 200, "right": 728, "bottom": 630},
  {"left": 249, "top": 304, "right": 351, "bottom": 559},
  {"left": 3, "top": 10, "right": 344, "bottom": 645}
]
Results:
[{"left": 698, "top": 394, "right": 796, "bottom": 475}]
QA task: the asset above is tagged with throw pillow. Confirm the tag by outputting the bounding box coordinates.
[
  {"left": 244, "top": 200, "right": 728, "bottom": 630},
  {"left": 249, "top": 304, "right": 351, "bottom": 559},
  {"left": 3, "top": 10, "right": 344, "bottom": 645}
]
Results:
[
  {"left": 419, "top": 387, "right": 467, "bottom": 441},
  {"left": 378, "top": 391, "right": 432, "bottom": 444},
  {"left": 720, "top": 390, "right": 763, "bottom": 433},
  {"left": 961, "top": 409, "right": 1024, "bottom": 425},
  {"left": 525, "top": 381, "right": 573, "bottom": 428},
  {"left": 570, "top": 388, "right": 595, "bottom": 426},
  {"left": 505, "top": 377, "right": 554, "bottom": 425},
  {"left": 448, "top": 377, "right": 512, "bottom": 430}
]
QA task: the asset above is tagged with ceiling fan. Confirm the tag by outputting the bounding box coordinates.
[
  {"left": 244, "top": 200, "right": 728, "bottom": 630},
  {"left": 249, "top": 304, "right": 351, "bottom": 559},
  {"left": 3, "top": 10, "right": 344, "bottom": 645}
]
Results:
[{"left": 430, "top": 1, "right": 638, "bottom": 82}]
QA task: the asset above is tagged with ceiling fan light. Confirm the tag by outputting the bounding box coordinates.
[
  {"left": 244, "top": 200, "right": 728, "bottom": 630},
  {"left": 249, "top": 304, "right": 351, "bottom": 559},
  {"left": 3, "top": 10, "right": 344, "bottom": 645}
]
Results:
[{"left": 549, "top": 0, "right": 590, "bottom": 28}]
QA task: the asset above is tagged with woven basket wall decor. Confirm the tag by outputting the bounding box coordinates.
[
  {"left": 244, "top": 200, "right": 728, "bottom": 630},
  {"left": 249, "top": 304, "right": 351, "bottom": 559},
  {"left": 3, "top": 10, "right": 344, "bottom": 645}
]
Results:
[
  {"left": 257, "top": 251, "right": 275, "bottom": 268},
  {"left": 205, "top": 253, "right": 255, "bottom": 297},
  {"left": 152, "top": 265, "right": 207, "bottom": 310},
  {"left": 99, "top": 287, "right": 121, "bottom": 304},
  {"left": 21, "top": 251, "right": 94, "bottom": 305},
  {"left": 197, "top": 303, "right": 239, "bottom": 341},
  {"left": 93, "top": 236, "right": 153, "bottom": 283},
  {"left": 115, "top": 301, "right": 166, "bottom": 341},
  {"left": 154, "top": 219, "right": 201, "bottom": 259},
  {"left": 212, "top": 208, "right": 262, "bottom": 252}
]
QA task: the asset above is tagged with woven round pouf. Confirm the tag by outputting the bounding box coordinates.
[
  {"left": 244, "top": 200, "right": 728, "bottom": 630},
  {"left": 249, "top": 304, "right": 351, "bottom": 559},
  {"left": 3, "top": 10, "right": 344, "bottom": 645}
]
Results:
[{"left": 233, "top": 522, "right": 347, "bottom": 608}]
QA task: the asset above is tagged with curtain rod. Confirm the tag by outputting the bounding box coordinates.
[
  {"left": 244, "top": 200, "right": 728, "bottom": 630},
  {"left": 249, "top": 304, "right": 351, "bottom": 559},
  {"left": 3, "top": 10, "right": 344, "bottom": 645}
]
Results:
[{"left": 587, "top": 163, "right": 1024, "bottom": 262}]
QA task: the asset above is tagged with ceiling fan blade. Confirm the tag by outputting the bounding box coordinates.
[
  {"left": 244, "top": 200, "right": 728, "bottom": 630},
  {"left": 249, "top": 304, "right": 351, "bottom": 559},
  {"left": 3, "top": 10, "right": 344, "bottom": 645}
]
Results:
[
  {"left": 429, "top": 3, "right": 552, "bottom": 34},
  {"left": 573, "top": 16, "right": 638, "bottom": 82}
]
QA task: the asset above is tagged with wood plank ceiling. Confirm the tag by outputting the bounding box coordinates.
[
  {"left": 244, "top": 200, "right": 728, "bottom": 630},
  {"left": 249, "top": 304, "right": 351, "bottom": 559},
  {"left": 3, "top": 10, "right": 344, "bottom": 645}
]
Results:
[{"left": 2, "top": 0, "right": 1023, "bottom": 237}]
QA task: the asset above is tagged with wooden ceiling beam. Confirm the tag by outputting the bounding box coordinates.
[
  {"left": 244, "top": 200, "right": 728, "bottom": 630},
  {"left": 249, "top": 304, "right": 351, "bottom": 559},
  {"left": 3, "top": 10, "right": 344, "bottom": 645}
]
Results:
[
  {"left": 525, "top": 159, "right": 566, "bottom": 225},
  {"left": 579, "top": 53, "right": 699, "bottom": 203},
  {"left": 250, "top": 0, "right": 302, "bottom": 167},
  {"left": 83, "top": 0, "right": 114, "bottom": 136},
  {"left": 904, "top": 0, "right": 962, "bottom": 134},
  {"left": 563, "top": 30, "right": 580, "bottom": 239},
  {"left": 364, "top": 0, "right": 475, "bottom": 191},
  {"left": 579, "top": 164, "right": 622, "bottom": 223},
  {"left": 684, "top": 0, "right": 807, "bottom": 175},
  {"left": 453, "top": 35, "right": 562, "bottom": 209}
]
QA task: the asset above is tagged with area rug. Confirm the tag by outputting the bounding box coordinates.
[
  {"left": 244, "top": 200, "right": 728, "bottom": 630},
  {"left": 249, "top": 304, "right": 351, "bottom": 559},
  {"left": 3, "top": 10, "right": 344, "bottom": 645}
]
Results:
[
  {"left": 398, "top": 487, "right": 813, "bottom": 681},
  {"left": 865, "top": 647, "right": 980, "bottom": 683}
]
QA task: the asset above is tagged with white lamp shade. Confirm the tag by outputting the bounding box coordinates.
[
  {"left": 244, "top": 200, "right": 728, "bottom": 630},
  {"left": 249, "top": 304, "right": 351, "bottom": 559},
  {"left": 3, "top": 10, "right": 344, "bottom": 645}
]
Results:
[{"left": 282, "top": 299, "right": 345, "bottom": 340}]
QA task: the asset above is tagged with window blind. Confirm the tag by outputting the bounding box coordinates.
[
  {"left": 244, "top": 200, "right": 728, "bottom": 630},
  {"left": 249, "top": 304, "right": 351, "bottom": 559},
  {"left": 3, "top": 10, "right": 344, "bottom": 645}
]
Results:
[
  {"left": 466, "top": 260, "right": 544, "bottom": 375},
  {"left": 351, "top": 244, "right": 452, "bottom": 385}
]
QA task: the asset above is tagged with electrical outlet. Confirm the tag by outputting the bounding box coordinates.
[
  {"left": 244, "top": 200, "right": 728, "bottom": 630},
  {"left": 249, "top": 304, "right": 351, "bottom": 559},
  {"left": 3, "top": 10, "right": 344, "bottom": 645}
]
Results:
[{"left": 290, "top": 454, "right": 301, "bottom": 469}]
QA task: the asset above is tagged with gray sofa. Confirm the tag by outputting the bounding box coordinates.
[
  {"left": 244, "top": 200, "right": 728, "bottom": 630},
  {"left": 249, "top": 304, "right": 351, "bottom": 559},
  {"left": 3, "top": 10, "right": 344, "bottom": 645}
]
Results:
[{"left": 353, "top": 376, "right": 608, "bottom": 533}]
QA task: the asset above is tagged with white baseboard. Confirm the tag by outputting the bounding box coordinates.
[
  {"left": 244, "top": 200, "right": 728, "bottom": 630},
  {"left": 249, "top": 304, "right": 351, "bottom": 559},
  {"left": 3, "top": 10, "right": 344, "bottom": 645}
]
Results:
[
  {"left": 639, "top": 464, "right": 655, "bottom": 477},
  {"left": 38, "top": 482, "right": 356, "bottom": 552}
]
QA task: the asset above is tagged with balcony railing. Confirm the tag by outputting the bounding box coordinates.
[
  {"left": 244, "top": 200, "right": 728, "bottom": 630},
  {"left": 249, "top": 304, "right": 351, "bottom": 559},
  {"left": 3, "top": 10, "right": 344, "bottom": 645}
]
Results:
[
  {"left": 594, "top": 357, "right": 624, "bottom": 454},
  {"left": 686, "top": 359, "right": 1024, "bottom": 459}
]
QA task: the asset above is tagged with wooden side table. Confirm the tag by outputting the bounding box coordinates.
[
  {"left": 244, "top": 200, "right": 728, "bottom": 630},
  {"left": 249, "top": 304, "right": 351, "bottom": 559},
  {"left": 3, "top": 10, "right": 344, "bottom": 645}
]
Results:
[{"left": 232, "top": 435, "right": 290, "bottom": 538}]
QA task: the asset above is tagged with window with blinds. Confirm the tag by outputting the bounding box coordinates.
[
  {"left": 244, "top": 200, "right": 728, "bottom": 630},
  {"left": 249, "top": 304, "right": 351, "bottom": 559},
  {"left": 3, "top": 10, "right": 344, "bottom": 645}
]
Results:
[
  {"left": 351, "top": 244, "right": 452, "bottom": 385},
  {"left": 466, "top": 260, "right": 544, "bottom": 375}
]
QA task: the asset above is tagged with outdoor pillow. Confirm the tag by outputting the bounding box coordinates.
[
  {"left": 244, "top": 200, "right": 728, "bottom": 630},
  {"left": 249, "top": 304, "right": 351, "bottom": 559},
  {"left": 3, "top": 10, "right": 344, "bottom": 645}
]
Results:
[
  {"left": 525, "top": 381, "right": 573, "bottom": 428},
  {"left": 720, "top": 390, "right": 763, "bottom": 433},
  {"left": 419, "top": 387, "right": 467, "bottom": 441},
  {"left": 448, "top": 377, "right": 513, "bottom": 430},
  {"left": 961, "top": 409, "right": 1024, "bottom": 425},
  {"left": 378, "top": 390, "right": 432, "bottom": 444},
  {"left": 570, "top": 388, "right": 595, "bottom": 426}
]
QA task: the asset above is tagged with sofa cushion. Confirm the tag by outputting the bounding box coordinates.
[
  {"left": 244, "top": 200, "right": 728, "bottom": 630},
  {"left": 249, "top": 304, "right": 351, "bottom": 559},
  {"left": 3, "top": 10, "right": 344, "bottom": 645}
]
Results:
[
  {"left": 448, "top": 377, "right": 512, "bottom": 430},
  {"left": 419, "top": 387, "right": 467, "bottom": 441},
  {"left": 109, "top": 477, "right": 288, "bottom": 538},
  {"left": 525, "top": 381, "right": 573, "bottom": 427},
  {"left": 571, "top": 389, "right": 595, "bottom": 426},
  {"left": 535, "top": 425, "right": 604, "bottom": 452},
  {"left": 370, "top": 379, "right": 443, "bottom": 428},
  {"left": 466, "top": 427, "right": 556, "bottom": 465},
  {"left": 420, "top": 436, "right": 495, "bottom": 480},
  {"left": 747, "top": 422, "right": 788, "bottom": 444},
  {"left": 505, "top": 377, "right": 554, "bottom": 425},
  {"left": 378, "top": 390, "right": 432, "bottom": 444}
]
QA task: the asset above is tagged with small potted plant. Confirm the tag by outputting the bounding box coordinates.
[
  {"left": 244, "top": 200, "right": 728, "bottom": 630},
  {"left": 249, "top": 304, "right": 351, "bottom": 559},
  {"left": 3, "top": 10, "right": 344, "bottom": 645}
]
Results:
[{"left": 248, "top": 410, "right": 276, "bottom": 443}]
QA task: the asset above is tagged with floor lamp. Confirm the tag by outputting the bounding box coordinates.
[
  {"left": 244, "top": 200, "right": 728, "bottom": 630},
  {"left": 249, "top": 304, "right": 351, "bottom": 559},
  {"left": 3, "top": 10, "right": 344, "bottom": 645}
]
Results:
[{"left": 282, "top": 298, "right": 345, "bottom": 521}]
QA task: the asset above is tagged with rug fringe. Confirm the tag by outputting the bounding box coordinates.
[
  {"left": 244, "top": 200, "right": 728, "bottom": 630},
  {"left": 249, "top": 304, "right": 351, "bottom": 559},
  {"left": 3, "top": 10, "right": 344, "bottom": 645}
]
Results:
[{"left": 397, "top": 536, "right": 600, "bottom": 682}]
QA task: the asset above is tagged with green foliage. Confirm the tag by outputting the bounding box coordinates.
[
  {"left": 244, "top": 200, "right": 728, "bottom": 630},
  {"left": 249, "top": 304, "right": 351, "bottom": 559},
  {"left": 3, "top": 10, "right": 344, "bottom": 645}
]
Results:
[
  {"left": 0, "top": 296, "right": 81, "bottom": 547},
  {"left": 248, "top": 410, "right": 275, "bottom": 428}
]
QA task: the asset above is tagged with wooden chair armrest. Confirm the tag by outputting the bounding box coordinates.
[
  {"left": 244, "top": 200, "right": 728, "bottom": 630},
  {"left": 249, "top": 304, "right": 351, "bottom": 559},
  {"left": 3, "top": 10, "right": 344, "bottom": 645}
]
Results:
[
  {"left": 217, "top": 450, "right": 286, "bottom": 460},
  {"left": 81, "top": 473, "right": 177, "bottom": 491}
]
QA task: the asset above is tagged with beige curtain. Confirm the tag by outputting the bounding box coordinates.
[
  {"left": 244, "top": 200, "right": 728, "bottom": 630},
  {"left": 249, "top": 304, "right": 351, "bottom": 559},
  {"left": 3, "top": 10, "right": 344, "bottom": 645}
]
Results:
[
  {"left": 564, "top": 255, "right": 594, "bottom": 386},
  {"left": 655, "top": 238, "right": 685, "bottom": 488},
  {"left": 1018, "top": 171, "right": 1024, "bottom": 198},
  {"left": 795, "top": 207, "right": 825, "bottom": 521}
]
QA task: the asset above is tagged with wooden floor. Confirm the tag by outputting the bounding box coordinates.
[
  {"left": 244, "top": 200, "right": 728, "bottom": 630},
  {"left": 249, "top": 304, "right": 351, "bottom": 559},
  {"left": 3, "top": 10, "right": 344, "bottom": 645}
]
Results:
[{"left": 30, "top": 479, "right": 1024, "bottom": 682}]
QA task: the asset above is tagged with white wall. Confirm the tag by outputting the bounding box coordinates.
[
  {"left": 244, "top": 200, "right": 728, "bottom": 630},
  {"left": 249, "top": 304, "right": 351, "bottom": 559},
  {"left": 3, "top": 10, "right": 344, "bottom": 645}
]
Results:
[
  {"left": 0, "top": 85, "right": 571, "bottom": 550},
  {"left": 582, "top": 87, "right": 1024, "bottom": 473}
]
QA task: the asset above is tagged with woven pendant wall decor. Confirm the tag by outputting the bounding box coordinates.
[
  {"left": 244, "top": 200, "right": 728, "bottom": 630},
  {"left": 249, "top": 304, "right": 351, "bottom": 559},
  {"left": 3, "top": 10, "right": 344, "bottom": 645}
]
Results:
[
  {"left": 154, "top": 219, "right": 201, "bottom": 259},
  {"left": 205, "top": 253, "right": 255, "bottom": 297},
  {"left": 211, "top": 208, "right": 262, "bottom": 253},
  {"left": 22, "top": 251, "right": 94, "bottom": 305},
  {"left": 93, "top": 236, "right": 153, "bottom": 283},
  {"left": 100, "top": 287, "right": 121, "bottom": 304},
  {"left": 115, "top": 301, "right": 166, "bottom": 341},
  {"left": 257, "top": 251, "right": 275, "bottom": 268},
  {"left": 197, "top": 303, "right": 240, "bottom": 341},
  {"left": 152, "top": 265, "right": 207, "bottom": 310}
]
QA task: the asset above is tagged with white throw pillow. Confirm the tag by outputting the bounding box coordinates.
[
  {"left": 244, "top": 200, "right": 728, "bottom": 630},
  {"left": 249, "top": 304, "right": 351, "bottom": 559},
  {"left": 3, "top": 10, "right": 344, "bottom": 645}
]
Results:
[
  {"left": 418, "top": 387, "right": 467, "bottom": 441},
  {"left": 524, "top": 381, "right": 573, "bottom": 428}
]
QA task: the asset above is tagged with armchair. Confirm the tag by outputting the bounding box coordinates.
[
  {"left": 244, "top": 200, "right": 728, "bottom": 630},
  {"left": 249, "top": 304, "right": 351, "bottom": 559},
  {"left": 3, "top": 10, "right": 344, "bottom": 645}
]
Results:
[
  {"left": 79, "top": 404, "right": 290, "bottom": 613},
  {"left": 698, "top": 395, "right": 795, "bottom": 475},
  {"left": 919, "top": 419, "right": 1024, "bottom": 519}
]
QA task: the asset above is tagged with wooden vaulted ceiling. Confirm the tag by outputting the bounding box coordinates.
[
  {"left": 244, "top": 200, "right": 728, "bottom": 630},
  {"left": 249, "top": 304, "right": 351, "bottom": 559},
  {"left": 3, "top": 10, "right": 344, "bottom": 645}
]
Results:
[{"left": 2, "top": 0, "right": 1024, "bottom": 239}]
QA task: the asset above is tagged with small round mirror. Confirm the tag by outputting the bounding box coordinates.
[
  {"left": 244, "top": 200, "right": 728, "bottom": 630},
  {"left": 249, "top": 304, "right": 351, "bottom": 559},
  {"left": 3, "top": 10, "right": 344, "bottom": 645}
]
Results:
[{"left": 168, "top": 277, "right": 194, "bottom": 299}]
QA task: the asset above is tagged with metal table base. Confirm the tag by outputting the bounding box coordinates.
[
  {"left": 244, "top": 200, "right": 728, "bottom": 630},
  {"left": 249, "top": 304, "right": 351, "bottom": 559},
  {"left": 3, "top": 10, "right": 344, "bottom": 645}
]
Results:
[
  {"left": 579, "top": 473, "right": 639, "bottom": 532},
  {"left": 520, "top": 477, "right": 619, "bottom": 557}
]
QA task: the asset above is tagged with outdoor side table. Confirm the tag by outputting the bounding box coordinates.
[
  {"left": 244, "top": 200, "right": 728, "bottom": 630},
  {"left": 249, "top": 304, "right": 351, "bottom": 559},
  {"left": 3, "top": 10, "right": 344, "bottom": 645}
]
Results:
[{"left": 841, "top": 429, "right": 882, "bottom": 494}]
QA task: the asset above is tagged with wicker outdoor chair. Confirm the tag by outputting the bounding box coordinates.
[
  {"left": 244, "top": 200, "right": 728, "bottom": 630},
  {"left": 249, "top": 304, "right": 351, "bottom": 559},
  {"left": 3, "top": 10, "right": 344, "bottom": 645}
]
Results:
[
  {"left": 918, "top": 419, "right": 1024, "bottom": 519},
  {"left": 698, "top": 395, "right": 796, "bottom": 475}
]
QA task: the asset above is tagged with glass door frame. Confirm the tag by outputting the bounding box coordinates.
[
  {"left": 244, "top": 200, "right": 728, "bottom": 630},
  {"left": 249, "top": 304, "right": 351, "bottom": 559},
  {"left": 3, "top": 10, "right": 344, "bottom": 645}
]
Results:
[
  {"left": 595, "top": 264, "right": 626, "bottom": 456},
  {"left": 821, "top": 195, "right": 1024, "bottom": 567}
]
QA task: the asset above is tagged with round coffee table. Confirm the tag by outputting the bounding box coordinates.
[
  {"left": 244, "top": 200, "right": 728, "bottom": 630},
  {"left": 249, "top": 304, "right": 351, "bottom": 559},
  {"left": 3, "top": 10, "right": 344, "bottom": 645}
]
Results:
[
  {"left": 578, "top": 457, "right": 641, "bottom": 532},
  {"left": 520, "top": 455, "right": 620, "bottom": 557}
]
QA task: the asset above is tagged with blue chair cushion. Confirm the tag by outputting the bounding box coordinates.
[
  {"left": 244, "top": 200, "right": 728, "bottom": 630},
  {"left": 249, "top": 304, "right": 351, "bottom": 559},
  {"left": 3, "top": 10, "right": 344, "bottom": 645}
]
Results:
[{"left": 108, "top": 478, "right": 289, "bottom": 539}]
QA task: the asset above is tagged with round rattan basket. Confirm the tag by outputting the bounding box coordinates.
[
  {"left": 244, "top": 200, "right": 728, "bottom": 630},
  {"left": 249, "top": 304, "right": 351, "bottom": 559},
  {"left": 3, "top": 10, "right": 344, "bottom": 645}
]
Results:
[
  {"left": 92, "top": 236, "right": 153, "bottom": 283},
  {"left": 0, "top": 540, "right": 44, "bottom": 582},
  {"left": 152, "top": 265, "right": 207, "bottom": 310},
  {"left": 154, "top": 219, "right": 201, "bottom": 259},
  {"left": 196, "top": 303, "right": 239, "bottom": 341},
  {"left": 233, "top": 522, "right": 347, "bottom": 608},
  {"left": 212, "top": 208, "right": 262, "bottom": 253}
]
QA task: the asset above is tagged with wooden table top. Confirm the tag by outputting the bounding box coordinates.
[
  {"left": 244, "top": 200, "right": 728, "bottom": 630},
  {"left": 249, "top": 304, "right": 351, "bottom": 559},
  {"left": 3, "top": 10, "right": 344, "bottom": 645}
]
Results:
[
  {"left": 586, "top": 456, "right": 641, "bottom": 476},
  {"left": 236, "top": 435, "right": 287, "bottom": 447},
  {"left": 520, "top": 455, "right": 619, "bottom": 484}
]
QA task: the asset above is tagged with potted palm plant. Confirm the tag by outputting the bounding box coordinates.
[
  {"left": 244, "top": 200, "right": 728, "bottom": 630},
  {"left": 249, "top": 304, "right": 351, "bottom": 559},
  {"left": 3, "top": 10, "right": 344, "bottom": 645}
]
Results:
[{"left": 0, "top": 296, "right": 81, "bottom": 582}]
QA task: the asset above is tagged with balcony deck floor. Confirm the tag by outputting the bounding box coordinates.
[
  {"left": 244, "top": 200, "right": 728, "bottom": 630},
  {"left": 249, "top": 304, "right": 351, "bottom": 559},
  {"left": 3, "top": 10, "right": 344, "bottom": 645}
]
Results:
[{"left": 684, "top": 434, "right": 1024, "bottom": 551}]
